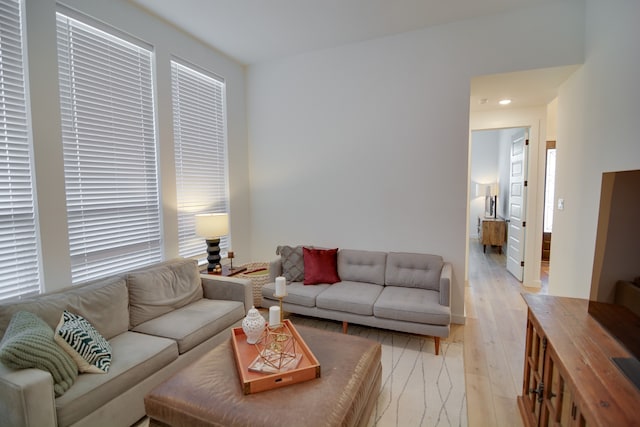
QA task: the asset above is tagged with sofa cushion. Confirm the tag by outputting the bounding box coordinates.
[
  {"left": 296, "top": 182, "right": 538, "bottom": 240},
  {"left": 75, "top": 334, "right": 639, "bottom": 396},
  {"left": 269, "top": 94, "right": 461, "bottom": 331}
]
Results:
[
  {"left": 374, "top": 287, "right": 450, "bottom": 326},
  {"left": 0, "top": 277, "right": 129, "bottom": 341},
  {"left": 127, "top": 258, "right": 203, "bottom": 328},
  {"left": 316, "top": 281, "right": 384, "bottom": 316},
  {"left": 54, "top": 310, "right": 111, "bottom": 374},
  {"left": 303, "top": 247, "right": 340, "bottom": 285},
  {"left": 276, "top": 245, "right": 305, "bottom": 282},
  {"left": 263, "top": 282, "right": 330, "bottom": 307},
  {"left": 0, "top": 311, "right": 78, "bottom": 397},
  {"left": 337, "top": 250, "right": 387, "bottom": 286},
  {"left": 385, "top": 252, "right": 443, "bottom": 291},
  {"left": 55, "top": 331, "right": 178, "bottom": 427},
  {"left": 132, "top": 299, "right": 245, "bottom": 354}
]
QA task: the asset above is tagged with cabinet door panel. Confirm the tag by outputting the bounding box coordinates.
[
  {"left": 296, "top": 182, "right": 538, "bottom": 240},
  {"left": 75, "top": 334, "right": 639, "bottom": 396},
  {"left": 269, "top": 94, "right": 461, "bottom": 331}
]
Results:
[
  {"left": 521, "top": 314, "right": 546, "bottom": 424},
  {"left": 543, "top": 346, "right": 570, "bottom": 427}
]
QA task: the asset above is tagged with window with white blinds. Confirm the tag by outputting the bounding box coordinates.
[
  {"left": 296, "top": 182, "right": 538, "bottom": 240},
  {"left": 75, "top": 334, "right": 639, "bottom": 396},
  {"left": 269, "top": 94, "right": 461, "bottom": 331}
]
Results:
[
  {"left": 0, "top": 0, "right": 40, "bottom": 300},
  {"left": 171, "top": 60, "right": 229, "bottom": 259},
  {"left": 57, "top": 12, "right": 161, "bottom": 283}
]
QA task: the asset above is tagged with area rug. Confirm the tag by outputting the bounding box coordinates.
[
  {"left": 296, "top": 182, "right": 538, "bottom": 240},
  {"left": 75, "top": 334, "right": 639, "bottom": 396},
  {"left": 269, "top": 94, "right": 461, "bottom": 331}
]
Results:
[{"left": 287, "top": 314, "right": 468, "bottom": 427}]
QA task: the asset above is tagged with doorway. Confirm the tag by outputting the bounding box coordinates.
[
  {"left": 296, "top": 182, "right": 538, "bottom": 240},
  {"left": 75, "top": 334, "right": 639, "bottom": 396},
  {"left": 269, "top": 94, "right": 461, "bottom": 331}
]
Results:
[
  {"left": 466, "top": 65, "right": 580, "bottom": 290},
  {"left": 469, "top": 127, "right": 529, "bottom": 282},
  {"left": 542, "top": 140, "right": 556, "bottom": 261},
  {"left": 540, "top": 140, "right": 556, "bottom": 288}
]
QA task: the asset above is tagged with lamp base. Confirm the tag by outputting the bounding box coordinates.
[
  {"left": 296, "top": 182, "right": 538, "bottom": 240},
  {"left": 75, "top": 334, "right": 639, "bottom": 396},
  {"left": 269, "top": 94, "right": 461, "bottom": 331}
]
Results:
[
  {"left": 494, "top": 195, "right": 497, "bottom": 219},
  {"left": 205, "top": 238, "right": 222, "bottom": 272}
]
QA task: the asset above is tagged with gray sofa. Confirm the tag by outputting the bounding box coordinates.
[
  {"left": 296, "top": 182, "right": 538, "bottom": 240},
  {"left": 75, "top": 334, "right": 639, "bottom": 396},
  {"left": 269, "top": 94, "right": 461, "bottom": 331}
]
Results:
[
  {"left": 0, "top": 258, "right": 252, "bottom": 427},
  {"left": 262, "top": 249, "right": 451, "bottom": 354}
]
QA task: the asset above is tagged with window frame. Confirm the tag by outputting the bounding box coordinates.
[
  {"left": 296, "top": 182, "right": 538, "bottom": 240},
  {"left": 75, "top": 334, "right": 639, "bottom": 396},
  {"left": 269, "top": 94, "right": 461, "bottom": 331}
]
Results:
[
  {"left": 171, "top": 58, "right": 230, "bottom": 261},
  {"left": 0, "top": 0, "right": 41, "bottom": 300},
  {"left": 56, "top": 9, "right": 162, "bottom": 283}
]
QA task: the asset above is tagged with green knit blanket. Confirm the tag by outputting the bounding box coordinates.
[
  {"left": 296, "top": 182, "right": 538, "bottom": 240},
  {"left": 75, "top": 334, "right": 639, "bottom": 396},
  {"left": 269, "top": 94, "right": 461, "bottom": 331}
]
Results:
[{"left": 0, "top": 311, "right": 78, "bottom": 397}]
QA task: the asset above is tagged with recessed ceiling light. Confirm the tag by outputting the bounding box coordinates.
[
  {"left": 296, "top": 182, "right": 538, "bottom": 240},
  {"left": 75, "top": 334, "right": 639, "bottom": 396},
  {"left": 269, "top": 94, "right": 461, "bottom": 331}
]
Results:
[{"left": 499, "top": 99, "right": 512, "bottom": 105}]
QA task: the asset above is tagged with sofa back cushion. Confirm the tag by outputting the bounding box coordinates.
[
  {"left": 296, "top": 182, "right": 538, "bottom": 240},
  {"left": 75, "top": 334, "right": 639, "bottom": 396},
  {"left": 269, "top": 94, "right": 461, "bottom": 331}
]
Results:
[
  {"left": 127, "top": 258, "right": 203, "bottom": 328},
  {"left": 385, "top": 252, "right": 443, "bottom": 291},
  {"left": 0, "top": 276, "right": 129, "bottom": 341},
  {"left": 338, "top": 250, "right": 387, "bottom": 286}
]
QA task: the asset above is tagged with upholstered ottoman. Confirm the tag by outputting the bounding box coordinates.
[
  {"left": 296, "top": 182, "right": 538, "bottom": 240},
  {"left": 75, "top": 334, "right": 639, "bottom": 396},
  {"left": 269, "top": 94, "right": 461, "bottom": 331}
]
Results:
[{"left": 145, "top": 324, "right": 382, "bottom": 427}]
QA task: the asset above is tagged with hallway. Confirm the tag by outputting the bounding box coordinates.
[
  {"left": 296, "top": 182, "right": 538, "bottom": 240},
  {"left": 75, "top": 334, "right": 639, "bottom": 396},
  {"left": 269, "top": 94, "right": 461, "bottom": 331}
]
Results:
[{"left": 464, "top": 239, "right": 546, "bottom": 427}]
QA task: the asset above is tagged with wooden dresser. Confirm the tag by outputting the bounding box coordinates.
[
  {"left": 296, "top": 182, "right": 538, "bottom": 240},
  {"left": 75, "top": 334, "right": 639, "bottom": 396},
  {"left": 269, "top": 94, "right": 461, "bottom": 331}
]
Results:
[
  {"left": 519, "top": 294, "right": 640, "bottom": 427},
  {"left": 480, "top": 218, "right": 506, "bottom": 253}
]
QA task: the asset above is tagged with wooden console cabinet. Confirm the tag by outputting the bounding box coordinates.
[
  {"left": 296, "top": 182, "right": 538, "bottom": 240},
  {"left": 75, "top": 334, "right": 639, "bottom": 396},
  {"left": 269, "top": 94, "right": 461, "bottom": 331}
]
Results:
[
  {"left": 480, "top": 218, "right": 506, "bottom": 253},
  {"left": 518, "top": 294, "right": 640, "bottom": 427}
]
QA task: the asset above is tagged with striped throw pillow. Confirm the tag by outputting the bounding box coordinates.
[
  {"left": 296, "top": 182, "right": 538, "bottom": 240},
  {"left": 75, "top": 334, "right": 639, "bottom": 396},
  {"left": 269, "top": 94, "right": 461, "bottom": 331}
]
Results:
[{"left": 55, "top": 310, "right": 111, "bottom": 373}]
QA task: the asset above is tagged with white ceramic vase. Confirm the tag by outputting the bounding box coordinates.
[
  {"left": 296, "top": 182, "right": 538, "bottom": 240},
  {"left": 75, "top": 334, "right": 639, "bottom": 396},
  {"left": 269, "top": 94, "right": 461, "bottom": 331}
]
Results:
[{"left": 242, "top": 306, "right": 266, "bottom": 344}]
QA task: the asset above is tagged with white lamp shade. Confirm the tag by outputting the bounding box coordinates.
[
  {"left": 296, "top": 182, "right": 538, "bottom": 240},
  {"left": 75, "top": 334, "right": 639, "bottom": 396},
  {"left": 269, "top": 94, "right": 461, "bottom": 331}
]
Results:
[
  {"left": 474, "top": 182, "right": 499, "bottom": 198},
  {"left": 195, "top": 213, "right": 229, "bottom": 238},
  {"left": 488, "top": 183, "right": 498, "bottom": 197}
]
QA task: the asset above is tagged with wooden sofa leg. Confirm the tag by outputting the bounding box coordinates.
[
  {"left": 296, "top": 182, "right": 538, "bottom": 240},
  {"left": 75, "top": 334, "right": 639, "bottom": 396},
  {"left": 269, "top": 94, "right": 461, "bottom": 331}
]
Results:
[
  {"left": 342, "top": 321, "right": 348, "bottom": 334},
  {"left": 434, "top": 336, "right": 440, "bottom": 356}
]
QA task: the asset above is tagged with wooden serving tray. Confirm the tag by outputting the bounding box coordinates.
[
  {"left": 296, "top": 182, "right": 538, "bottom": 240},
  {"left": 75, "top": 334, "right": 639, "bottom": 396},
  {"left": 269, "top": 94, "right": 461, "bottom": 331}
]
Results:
[{"left": 231, "top": 319, "right": 321, "bottom": 394}]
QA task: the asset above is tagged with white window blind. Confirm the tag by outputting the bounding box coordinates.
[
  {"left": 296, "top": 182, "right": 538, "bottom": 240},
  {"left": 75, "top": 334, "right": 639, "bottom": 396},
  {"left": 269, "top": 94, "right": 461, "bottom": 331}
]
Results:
[
  {"left": 0, "top": 0, "right": 40, "bottom": 300},
  {"left": 57, "top": 13, "right": 161, "bottom": 283},
  {"left": 171, "top": 60, "right": 229, "bottom": 258}
]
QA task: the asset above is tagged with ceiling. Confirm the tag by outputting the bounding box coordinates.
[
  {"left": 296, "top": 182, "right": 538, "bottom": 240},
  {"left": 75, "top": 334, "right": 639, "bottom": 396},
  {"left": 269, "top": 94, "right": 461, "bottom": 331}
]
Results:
[
  {"left": 470, "top": 65, "right": 580, "bottom": 112},
  {"left": 128, "top": 0, "right": 581, "bottom": 110}
]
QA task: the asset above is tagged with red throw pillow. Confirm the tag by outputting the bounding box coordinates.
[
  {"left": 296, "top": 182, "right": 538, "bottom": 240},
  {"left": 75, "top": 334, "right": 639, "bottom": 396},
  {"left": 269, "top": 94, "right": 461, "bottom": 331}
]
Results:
[{"left": 303, "top": 247, "right": 341, "bottom": 285}]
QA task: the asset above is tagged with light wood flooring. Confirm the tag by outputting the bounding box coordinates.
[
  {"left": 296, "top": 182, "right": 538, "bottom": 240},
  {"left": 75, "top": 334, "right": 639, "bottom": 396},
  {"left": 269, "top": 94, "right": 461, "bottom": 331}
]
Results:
[{"left": 464, "top": 239, "right": 547, "bottom": 427}]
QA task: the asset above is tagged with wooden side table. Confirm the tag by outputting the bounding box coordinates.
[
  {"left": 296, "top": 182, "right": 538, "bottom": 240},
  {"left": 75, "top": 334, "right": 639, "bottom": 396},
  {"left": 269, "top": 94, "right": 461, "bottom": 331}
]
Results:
[
  {"left": 480, "top": 218, "right": 506, "bottom": 253},
  {"left": 201, "top": 265, "right": 247, "bottom": 276}
]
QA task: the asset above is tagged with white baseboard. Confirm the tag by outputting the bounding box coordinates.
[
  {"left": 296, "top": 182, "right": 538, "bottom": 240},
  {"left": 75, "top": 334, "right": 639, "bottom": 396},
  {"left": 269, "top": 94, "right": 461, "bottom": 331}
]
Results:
[
  {"left": 451, "top": 314, "right": 466, "bottom": 325},
  {"left": 524, "top": 279, "right": 542, "bottom": 289}
]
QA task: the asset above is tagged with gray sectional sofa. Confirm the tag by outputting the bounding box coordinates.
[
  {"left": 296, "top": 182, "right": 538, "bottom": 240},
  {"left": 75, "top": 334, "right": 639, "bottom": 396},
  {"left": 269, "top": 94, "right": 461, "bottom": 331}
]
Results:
[
  {"left": 0, "top": 258, "right": 252, "bottom": 427},
  {"left": 262, "top": 248, "right": 451, "bottom": 354}
]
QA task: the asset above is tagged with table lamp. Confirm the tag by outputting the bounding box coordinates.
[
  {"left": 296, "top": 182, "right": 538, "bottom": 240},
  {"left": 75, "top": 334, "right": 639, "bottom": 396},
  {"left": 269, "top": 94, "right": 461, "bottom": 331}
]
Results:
[{"left": 195, "top": 213, "right": 229, "bottom": 272}]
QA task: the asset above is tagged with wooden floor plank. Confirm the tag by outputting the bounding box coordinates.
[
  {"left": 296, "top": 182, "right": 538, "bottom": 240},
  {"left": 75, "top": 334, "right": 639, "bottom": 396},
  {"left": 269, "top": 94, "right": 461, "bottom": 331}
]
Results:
[
  {"left": 465, "top": 238, "right": 546, "bottom": 427},
  {"left": 465, "top": 373, "right": 498, "bottom": 427}
]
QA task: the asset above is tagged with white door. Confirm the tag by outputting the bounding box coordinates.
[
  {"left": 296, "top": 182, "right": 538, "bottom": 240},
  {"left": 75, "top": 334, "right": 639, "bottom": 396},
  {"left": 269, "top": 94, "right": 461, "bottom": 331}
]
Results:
[{"left": 506, "top": 129, "right": 528, "bottom": 281}]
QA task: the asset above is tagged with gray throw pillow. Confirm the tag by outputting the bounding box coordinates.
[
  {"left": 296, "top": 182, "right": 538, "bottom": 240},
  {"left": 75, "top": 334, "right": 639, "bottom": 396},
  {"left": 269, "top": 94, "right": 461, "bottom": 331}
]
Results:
[
  {"left": 0, "top": 311, "right": 78, "bottom": 397},
  {"left": 276, "top": 245, "right": 304, "bottom": 282}
]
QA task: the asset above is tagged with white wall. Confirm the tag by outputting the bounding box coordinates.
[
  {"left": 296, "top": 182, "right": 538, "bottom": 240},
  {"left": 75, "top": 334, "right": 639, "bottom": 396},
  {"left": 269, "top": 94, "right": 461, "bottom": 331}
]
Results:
[
  {"left": 23, "top": 0, "right": 249, "bottom": 291},
  {"left": 469, "top": 131, "right": 500, "bottom": 237},
  {"left": 550, "top": 0, "right": 640, "bottom": 298},
  {"left": 247, "top": 2, "right": 585, "bottom": 323},
  {"left": 546, "top": 98, "right": 558, "bottom": 141}
]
